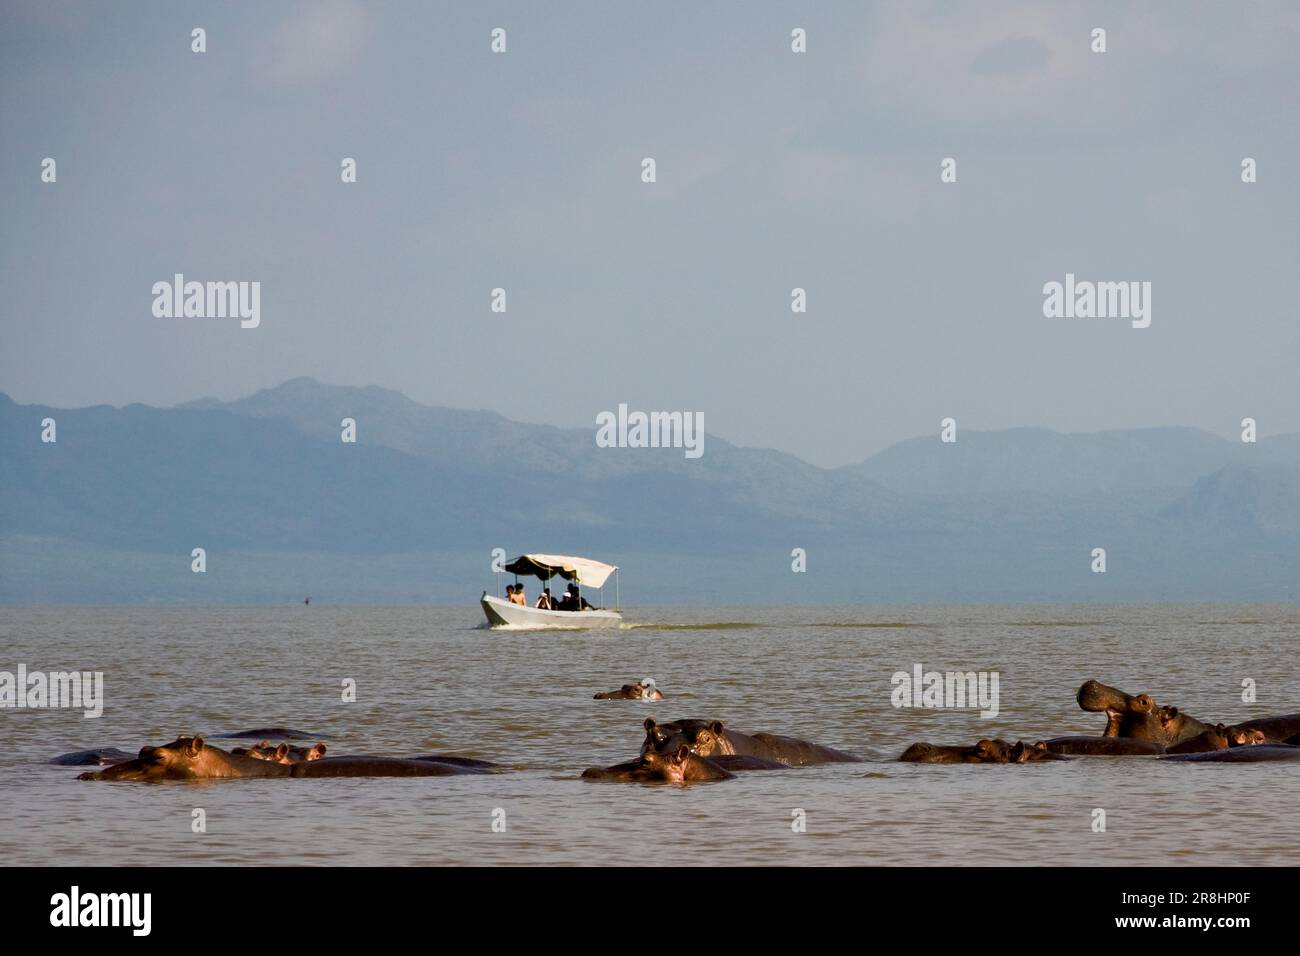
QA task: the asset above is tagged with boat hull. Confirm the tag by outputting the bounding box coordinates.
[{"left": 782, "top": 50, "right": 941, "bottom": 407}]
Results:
[{"left": 480, "top": 592, "right": 623, "bottom": 629}]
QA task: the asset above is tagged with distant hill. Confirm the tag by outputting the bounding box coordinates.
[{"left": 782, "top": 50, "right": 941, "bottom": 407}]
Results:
[
  {"left": 840, "top": 425, "right": 1300, "bottom": 498},
  {"left": 2, "top": 380, "right": 1297, "bottom": 603}
]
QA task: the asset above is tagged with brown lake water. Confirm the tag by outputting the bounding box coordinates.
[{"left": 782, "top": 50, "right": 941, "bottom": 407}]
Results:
[{"left": 1, "top": 604, "right": 1297, "bottom": 866}]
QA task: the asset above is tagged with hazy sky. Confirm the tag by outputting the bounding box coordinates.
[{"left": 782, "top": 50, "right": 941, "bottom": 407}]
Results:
[{"left": 3, "top": 1, "right": 1297, "bottom": 466}]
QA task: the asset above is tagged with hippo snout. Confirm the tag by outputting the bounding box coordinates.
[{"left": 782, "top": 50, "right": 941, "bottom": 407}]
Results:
[{"left": 1077, "top": 680, "right": 1125, "bottom": 712}]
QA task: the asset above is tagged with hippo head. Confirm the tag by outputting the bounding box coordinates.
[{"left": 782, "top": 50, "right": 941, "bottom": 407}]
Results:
[
  {"left": 640, "top": 718, "right": 709, "bottom": 755},
  {"left": 683, "top": 721, "right": 730, "bottom": 757},
  {"left": 899, "top": 740, "right": 1010, "bottom": 764},
  {"left": 243, "top": 741, "right": 326, "bottom": 764},
  {"left": 972, "top": 739, "right": 1012, "bottom": 762},
  {"left": 1009, "top": 740, "right": 1049, "bottom": 763},
  {"left": 135, "top": 735, "right": 208, "bottom": 777},
  {"left": 640, "top": 745, "right": 693, "bottom": 784},
  {"left": 1222, "top": 724, "right": 1267, "bottom": 746},
  {"left": 1077, "top": 679, "right": 1142, "bottom": 731},
  {"left": 1077, "top": 680, "right": 1165, "bottom": 739}
]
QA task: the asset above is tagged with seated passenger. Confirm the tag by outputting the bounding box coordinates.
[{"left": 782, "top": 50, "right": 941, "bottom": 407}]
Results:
[
  {"left": 504, "top": 584, "right": 515, "bottom": 603},
  {"left": 511, "top": 584, "right": 527, "bottom": 606},
  {"left": 557, "top": 590, "right": 575, "bottom": 611},
  {"left": 573, "top": 587, "right": 594, "bottom": 610},
  {"left": 535, "top": 588, "right": 552, "bottom": 610}
]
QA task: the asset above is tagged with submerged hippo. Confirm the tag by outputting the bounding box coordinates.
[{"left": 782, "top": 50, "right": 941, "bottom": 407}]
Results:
[
  {"left": 1076, "top": 680, "right": 1211, "bottom": 746},
  {"left": 409, "top": 755, "right": 502, "bottom": 771},
  {"left": 1043, "top": 736, "right": 1166, "bottom": 756},
  {"left": 582, "top": 745, "right": 734, "bottom": 784},
  {"left": 1161, "top": 744, "right": 1300, "bottom": 763},
  {"left": 78, "top": 736, "right": 291, "bottom": 781},
  {"left": 290, "top": 756, "right": 485, "bottom": 777},
  {"left": 1010, "top": 741, "right": 1072, "bottom": 763},
  {"left": 1223, "top": 714, "right": 1300, "bottom": 743},
  {"left": 232, "top": 741, "right": 327, "bottom": 764},
  {"left": 642, "top": 718, "right": 858, "bottom": 766},
  {"left": 51, "top": 747, "right": 135, "bottom": 767},
  {"left": 594, "top": 680, "right": 664, "bottom": 701},
  {"left": 899, "top": 739, "right": 1013, "bottom": 764}
]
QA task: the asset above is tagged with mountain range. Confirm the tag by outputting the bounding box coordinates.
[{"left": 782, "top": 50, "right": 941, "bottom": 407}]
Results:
[{"left": 2, "top": 378, "right": 1297, "bottom": 603}]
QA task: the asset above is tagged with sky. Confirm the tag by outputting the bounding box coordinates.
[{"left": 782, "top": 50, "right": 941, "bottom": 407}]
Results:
[{"left": 2, "top": 0, "right": 1298, "bottom": 467}]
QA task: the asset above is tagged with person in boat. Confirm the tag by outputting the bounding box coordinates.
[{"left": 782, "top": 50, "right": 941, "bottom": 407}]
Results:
[
  {"left": 556, "top": 589, "right": 575, "bottom": 611},
  {"left": 510, "top": 583, "right": 527, "bottom": 606},
  {"left": 535, "top": 588, "right": 552, "bottom": 610},
  {"left": 573, "top": 586, "right": 594, "bottom": 611}
]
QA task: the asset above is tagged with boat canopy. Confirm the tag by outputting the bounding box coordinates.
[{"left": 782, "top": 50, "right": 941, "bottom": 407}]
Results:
[{"left": 503, "top": 554, "right": 618, "bottom": 588}]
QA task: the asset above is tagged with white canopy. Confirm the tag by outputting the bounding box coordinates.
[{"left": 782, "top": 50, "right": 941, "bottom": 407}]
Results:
[{"left": 504, "top": 553, "right": 619, "bottom": 588}]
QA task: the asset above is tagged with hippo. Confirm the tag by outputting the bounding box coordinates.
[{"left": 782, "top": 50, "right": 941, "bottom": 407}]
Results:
[
  {"left": 582, "top": 745, "right": 734, "bottom": 784},
  {"left": 1010, "top": 741, "right": 1072, "bottom": 763},
  {"left": 1043, "top": 736, "right": 1166, "bottom": 756},
  {"left": 594, "top": 680, "right": 664, "bottom": 701},
  {"left": 1223, "top": 714, "right": 1300, "bottom": 743},
  {"left": 409, "top": 755, "right": 502, "bottom": 772},
  {"left": 1221, "top": 725, "right": 1268, "bottom": 746},
  {"left": 231, "top": 741, "right": 327, "bottom": 764},
  {"left": 1163, "top": 723, "right": 1271, "bottom": 754},
  {"left": 1161, "top": 744, "right": 1300, "bottom": 763},
  {"left": 212, "top": 728, "right": 322, "bottom": 741},
  {"left": 51, "top": 748, "right": 135, "bottom": 767},
  {"left": 899, "top": 739, "right": 1014, "bottom": 764},
  {"left": 1076, "top": 680, "right": 1211, "bottom": 746},
  {"left": 642, "top": 718, "right": 859, "bottom": 766},
  {"left": 289, "top": 756, "right": 485, "bottom": 777},
  {"left": 77, "top": 736, "right": 291, "bottom": 781}
]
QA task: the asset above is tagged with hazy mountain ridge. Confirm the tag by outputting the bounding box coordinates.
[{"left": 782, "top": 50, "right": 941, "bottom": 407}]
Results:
[{"left": 2, "top": 380, "right": 1297, "bottom": 602}]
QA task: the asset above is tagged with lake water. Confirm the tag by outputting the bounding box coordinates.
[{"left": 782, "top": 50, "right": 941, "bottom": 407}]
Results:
[{"left": 1, "top": 604, "right": 1297, "bottom": 866}]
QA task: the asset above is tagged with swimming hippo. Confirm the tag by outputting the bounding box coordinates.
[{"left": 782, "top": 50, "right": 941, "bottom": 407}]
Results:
[
  {"left": 1009, "top": 741, "right": 1072, "bottom": 763},
  {"left": 232, "top": 741, "right": 328, "bottom": 764},
  {"left": 899, "top": 739, "right": 1014, "bottom": 764},
  {"left": 289, "top": 756, "right": 486, "bottom": 777},
  {"left": 1162, "top": 722, "right": 1272, "bottom": 754},
  {"left": 1221, "top": 725, "right": 1269, "bottom": 746},
  {"left": 642, "top": 718, "right": 859, "bottom": 766},
  {"left": 1161, "top": 744, "right": 1300, "bottom": 763},
  {"left": 1223, "top": 714, "right": 1300, "bottom": 743},
  {"left": 1076, "top": 680, "right": 1212, "bottom": 746},
  {"left": 77, "top": 736, "right": 291, "bottom": 781},
  {"left": 1043, "top": 736, "right": 1166, "bottom": 756},
  {"left": 212, "top": 728, "right": 323, "bottom": 741},
  {"left": 409, "top": 755, "right": 502, "bottom": 771},
  {"left": 51, "top": 747, "right": 135, "bottom": 767},
  {"left": 594, "top": 680, "right": 664, "bottom": 701},
  {"left": 582, "top": 745, "right": 734, "bottom": 784}
]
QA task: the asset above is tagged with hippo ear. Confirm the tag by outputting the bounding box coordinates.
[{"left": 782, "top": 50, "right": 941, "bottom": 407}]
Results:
[
  {"left": 709, "top": 720, "right": 725, "bottom": 734},
  {"left": 274, "top": 744, "right": 290, "bottom": 760},
  {"left": 188, "top": 736, "right": 205, "bottom": 756},
  {"left": 643, "top": 717, "right": 657, "bottom": 732},
  {"left": 310, "top": 743, "right": 326, "bottom": 759},
  {"left": 1033, "top": 741, "right": 1047, "bottom": 751},
  {"left": 674, "top": 745, "right": 690, "bottom": 763}
]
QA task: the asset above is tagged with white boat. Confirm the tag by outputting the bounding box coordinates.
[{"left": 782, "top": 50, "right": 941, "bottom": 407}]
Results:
[{"left": 481, "top": 553, "right": 623, "bottom": 629}]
